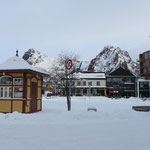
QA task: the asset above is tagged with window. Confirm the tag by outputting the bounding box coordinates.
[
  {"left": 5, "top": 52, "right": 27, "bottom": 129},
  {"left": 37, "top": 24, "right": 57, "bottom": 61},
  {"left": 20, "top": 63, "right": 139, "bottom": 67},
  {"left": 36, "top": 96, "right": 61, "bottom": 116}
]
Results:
[
  {"left": 88, "top": 82, "right": 92, "bottom": 86},
  {"left": 144, "top": 68, "right": 147, "bottom": 74},
  {"left": 83, "top": 81, "right": 86, "bottom": 86},
  {"left": 139, "top": 82, "right": 149, "bottom": 89},
  {"left": 71, "top": 81, "right": 75, "bottom": 86},
  {"left": 0, "top": 87, "right": 12, "bottom": 98},
  {"left": 13, "top": 79, "right": 23, "bottom": 98},
  {"left": 77, "top": 81, "right": 81, "bottom": 86},
  {"left": 0, "top": 76, "right": 12, "bottom": 85},
  {"left": 83, "top": 89, "right": 87, "bottom": 94},
  {"left": 14, "top": 86, "right": 23, "bottom": 98},
  {"left": 0, "top": 76, "right": 24, "bottom": 99},
  {"left": 76, "top": 89, "right": 81, "bottom": 95},
  {"left": 145, "top": 52, "right": 148, "bottom": 59},
  {"left": 146, "top": 60, "right": 149, "bottom": 67},
  {"left": 107, "top": 78, "right": 112, "bottom": 82},
  {"left": 14, "top": 78, "right": 23, "bottom": 85},
  {"left": 125, "top": 78, "right": 131, "bottom": 83},
  {"left": 0, "top": 76, "right": 12, "bottom": 98},
  {"left": 97, "top": 81, "right": 100, "bottom": 86}
]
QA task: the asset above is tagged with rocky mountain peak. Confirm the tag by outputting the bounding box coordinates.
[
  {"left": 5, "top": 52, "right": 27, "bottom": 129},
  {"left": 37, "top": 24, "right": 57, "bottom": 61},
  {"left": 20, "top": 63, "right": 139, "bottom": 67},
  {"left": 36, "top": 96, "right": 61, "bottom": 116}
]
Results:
[
  {"left": 88, "top": 46, "right": 139, "bottom": 76},
  {"left": 22, "top": 48, "right": 45, "bottom": 65},
  {"left": 22, "top": 49, "right": 54, "bottom": 73},
  {"left": 22, "top": 46, "right": 139, "bottom": 77}
]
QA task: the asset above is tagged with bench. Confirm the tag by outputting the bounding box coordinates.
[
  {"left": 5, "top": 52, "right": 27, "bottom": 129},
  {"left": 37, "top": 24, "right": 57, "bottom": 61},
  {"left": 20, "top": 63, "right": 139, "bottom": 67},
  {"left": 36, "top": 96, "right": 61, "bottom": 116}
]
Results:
[
  {"left": 132, "top": 106, "right": 150, "bottom": 112},
  {"left": 87, "top": 108, "right": 97, "bottom": 112}
]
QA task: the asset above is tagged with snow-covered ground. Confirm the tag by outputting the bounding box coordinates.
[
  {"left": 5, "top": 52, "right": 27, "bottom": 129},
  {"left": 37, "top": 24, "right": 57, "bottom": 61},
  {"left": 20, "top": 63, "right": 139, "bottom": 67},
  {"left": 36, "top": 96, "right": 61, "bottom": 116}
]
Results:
[{"left": 0, "top": 96, "right": 150, "bottom": 150}]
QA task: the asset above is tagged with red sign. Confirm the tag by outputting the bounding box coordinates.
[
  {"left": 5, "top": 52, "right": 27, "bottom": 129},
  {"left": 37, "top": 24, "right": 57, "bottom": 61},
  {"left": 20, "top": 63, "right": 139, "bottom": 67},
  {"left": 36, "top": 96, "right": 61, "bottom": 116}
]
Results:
[{"left": 65, "top": 59, "right": 73, "bottom": 70}]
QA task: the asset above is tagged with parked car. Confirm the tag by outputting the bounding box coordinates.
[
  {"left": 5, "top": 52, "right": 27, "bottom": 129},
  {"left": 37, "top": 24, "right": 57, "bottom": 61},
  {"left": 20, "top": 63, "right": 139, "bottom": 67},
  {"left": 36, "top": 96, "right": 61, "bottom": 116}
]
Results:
[{"left": 45, "top": 91, "right": 53, "bottom": 98}]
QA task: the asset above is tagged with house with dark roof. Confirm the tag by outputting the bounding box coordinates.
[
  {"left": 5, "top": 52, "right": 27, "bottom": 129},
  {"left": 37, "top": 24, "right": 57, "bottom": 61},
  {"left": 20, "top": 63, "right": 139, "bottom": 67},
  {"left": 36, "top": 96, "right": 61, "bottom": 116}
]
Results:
[{"left": 106, "top": 67, "right": 136, "bottom": 98}]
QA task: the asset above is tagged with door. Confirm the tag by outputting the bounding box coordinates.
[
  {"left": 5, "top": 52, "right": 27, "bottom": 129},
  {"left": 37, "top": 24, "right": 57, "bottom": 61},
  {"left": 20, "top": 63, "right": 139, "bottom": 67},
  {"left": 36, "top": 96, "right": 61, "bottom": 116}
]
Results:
[{"left": 31, "top": 82, "right": 37, "bottom": 112}]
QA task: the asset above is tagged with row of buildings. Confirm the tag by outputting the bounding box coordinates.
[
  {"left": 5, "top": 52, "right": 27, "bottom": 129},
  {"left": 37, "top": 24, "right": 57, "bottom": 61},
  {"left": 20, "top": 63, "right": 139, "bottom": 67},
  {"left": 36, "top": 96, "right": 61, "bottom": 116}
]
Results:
[
  {"left": 61, "top": 67, "right": 136, "bottom": 98},
  {"left": 61, "top": 50, "right": 150, "bottom": 98},
  {"left": 0, "top": 49, "right": 149, "bottom": 113}
]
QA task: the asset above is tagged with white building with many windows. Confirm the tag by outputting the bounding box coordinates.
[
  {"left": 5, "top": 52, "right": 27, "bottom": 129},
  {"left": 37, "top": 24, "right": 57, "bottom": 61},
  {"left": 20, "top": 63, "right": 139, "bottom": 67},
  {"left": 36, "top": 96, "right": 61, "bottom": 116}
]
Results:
[{"left": 62, "top": 72, "right": 107, "bottom": 96}]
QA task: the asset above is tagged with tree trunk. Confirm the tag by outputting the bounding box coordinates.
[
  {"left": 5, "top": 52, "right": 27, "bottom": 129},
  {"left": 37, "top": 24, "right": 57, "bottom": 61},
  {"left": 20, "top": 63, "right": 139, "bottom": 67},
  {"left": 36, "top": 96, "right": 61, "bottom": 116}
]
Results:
[{"left": 66, "top": 74, "right": 71, "bottom": 111}]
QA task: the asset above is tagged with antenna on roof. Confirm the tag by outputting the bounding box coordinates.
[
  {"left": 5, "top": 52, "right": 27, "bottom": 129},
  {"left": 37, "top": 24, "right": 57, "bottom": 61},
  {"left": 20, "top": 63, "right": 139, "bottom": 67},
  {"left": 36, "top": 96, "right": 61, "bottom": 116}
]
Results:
[{"left": 16, "top": 49, "right": 19, "bottom": 57}]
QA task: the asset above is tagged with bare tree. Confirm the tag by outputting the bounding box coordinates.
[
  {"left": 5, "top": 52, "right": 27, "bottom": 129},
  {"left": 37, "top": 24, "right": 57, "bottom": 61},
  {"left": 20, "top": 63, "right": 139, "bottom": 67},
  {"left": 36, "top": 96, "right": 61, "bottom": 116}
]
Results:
[{"left": 51, "top": 50, "right": 80, "bottom": 111}]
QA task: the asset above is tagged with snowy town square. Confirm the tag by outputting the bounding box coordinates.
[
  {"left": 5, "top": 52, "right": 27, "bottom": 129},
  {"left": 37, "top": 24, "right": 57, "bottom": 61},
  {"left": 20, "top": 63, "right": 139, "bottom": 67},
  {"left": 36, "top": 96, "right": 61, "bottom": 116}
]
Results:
[
  {"left": 0, "top": 96, "right": 150, "bottom": 150},
  {"left": 1, "top": 1, "right": 150, "bottom": 150}
]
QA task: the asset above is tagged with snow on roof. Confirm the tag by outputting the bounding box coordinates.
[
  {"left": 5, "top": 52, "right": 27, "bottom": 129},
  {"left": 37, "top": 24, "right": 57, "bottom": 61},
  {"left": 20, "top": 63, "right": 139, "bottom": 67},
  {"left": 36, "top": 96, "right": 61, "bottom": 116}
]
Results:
[
  {"left": 74, "top": 72, "right": 106, "bottom": 79},
  {"left": 0, "top": 56, "right": 49, "bottom": 75}
]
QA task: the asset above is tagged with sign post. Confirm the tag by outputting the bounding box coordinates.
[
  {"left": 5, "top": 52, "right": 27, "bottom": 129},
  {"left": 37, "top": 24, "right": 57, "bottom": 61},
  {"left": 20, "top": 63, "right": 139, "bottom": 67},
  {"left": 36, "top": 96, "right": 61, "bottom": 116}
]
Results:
[{"left": 65, "top": 59, "right": 73, "bottom": 111}]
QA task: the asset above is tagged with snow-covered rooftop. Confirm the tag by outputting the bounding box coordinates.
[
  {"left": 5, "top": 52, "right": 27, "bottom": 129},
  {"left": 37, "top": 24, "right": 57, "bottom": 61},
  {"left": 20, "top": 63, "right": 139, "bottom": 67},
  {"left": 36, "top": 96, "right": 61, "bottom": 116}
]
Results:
[
  {"left": 74, "top": 72, "right": 106, "bottom": 79},
  {"left": 0, "top": 56, "right": 49, "bottom": 76}
]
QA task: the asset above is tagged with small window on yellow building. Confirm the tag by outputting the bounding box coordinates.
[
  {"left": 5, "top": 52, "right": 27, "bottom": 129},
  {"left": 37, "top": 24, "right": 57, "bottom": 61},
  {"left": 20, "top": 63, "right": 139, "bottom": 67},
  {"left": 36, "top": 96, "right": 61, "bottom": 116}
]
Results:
[
  {"left": 0, "top": 76, "right": 12, "bottom": 98},
  {"left": 14, "top": 78, "right": 23, "bottom": 85},
  {"left": 14, "top": 87, "right": 23, "bottom": 98},
  {"left": 0, "top": 87, "right": 12, "bottom": 98},
  {"left": 0, "top": 76, "right": 12, "bottom": 85}
]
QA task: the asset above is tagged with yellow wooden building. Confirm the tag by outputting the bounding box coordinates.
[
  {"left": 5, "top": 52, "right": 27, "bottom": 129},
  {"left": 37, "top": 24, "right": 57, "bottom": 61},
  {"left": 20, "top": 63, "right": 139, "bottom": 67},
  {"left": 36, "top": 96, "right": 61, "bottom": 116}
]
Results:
[{"left": 0, "top": 52, "right": 49, "bottom": 113}]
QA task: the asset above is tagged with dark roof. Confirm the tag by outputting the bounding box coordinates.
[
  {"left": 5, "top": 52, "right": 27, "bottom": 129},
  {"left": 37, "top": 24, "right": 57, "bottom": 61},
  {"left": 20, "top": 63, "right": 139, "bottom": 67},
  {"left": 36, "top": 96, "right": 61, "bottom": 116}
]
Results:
[{"left": 108, "top": 67, "right": 135, "bottom": 76}]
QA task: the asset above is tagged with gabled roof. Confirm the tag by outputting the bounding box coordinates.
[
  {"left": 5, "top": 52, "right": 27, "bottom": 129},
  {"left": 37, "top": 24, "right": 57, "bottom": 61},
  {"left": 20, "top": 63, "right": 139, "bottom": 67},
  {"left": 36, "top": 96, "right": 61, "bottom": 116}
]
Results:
[
  {"left": 108, "top": 67, "right": 135, "bottom": 76},
  {"left": 0, "top": 56, "right": 49, "bottom": 76}
]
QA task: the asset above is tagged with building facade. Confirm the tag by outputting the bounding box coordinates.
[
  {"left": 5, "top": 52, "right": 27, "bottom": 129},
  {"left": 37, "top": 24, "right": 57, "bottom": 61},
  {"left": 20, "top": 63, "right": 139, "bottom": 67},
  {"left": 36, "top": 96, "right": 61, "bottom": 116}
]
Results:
[
  {"left": 107, "top": 67, "right": 136, "bottom": 98},
  {"left": 62, "top": 72, "right": 107, "bottom": 96},
  {"left": 0, "top": 54, "right": 48, "bottom": 113},
  {"left": 137, "top": 79, "right": 150, "bottom": 98},
  {"left": 138, "top": 50, "right": 150, "bottom": 98},
  {"left": 140, "top": 50, "right": 150, "bottom": 79}
]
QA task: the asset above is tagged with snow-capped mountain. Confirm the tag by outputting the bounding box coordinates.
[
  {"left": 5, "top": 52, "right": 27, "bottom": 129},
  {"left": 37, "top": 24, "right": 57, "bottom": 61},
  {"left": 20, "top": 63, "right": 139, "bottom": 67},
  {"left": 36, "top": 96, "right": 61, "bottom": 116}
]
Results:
[
  {"left": 22, "top": 49, "right": 88, "bottom": 73},
  {"left": 22, "top": 46, "right": 139, "bottom": 77},
  {"left": 22, "top": 49, "right": 55, "bottom": 73},
  {"left": 88, "top": 46, "right": 139, "bottom": 76}
]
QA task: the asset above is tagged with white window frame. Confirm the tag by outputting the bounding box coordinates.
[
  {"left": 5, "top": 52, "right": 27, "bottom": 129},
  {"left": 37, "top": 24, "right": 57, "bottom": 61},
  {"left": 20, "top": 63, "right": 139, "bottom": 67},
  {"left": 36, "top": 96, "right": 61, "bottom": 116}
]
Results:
[
  {"left": 0, "top": 75, "right": 12, "bottom": 85},
  {"left": 13, "top": 86, "right": 23, "bottom": 99},
  {"left": 13, "top": 78, "right": 23, "bottom": 85},
  {"left": 0, "top": 86, "right": 12, "bottom": 99}
]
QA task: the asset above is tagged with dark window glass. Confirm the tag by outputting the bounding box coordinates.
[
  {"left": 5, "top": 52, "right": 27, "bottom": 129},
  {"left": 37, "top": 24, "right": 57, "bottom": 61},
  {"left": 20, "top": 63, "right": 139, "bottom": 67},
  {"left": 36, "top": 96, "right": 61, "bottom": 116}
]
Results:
[
  {"left": 83, "top": 81, "right": 86, "bottom": 86},
  {"left": 0, "top": 76, "right": 12, "bottom": 85},
  {"left": 97, "top": 81, "right": 100, "bottom": 86},
  {"left": 77, "top": 81, "right": 81, "bottom": 86},
  {"left": 88, "top": 82, "right": 92, "bottom": 86}
]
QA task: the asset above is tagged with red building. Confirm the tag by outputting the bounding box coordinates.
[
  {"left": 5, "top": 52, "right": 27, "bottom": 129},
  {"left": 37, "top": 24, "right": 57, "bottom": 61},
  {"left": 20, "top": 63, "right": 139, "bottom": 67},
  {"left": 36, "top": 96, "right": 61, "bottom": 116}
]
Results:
[{"left": 140, "top": 50, "right": 150, "bottom": 79}]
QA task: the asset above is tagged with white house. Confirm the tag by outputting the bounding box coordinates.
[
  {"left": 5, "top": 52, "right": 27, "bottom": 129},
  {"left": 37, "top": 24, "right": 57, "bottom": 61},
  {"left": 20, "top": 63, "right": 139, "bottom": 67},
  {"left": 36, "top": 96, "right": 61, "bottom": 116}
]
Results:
[{"left": 62, "top": 72, "right": 107, "bottom": 96}]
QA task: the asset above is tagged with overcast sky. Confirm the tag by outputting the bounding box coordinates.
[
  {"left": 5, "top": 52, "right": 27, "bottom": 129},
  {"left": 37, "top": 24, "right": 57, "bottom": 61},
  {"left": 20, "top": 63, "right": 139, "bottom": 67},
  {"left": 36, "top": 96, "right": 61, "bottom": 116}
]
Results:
[{"left": 0, "top": 0, "right": 150, "bottom": 63}]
